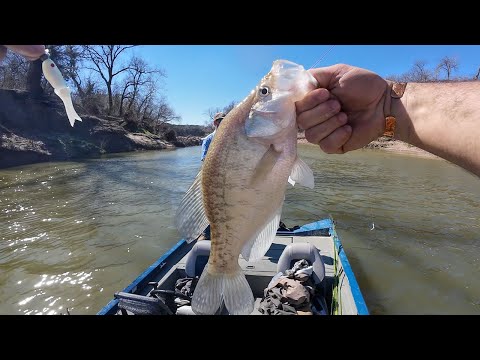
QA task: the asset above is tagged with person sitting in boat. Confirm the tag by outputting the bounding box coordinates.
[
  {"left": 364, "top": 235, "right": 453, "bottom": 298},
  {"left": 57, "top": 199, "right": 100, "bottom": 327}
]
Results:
[{"left": 201, "top": 112, "right": 225, "bottom": 162}]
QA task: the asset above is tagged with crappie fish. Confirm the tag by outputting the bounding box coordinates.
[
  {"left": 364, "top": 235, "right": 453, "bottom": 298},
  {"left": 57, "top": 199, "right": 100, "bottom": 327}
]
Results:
[{"left": 175, "top": 60, "right": 317, "bottom": 315}]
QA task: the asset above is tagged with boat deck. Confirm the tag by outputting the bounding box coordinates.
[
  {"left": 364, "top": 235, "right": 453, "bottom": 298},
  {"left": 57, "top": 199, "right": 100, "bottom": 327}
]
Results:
[
  {"left": 178, "top": 235, "right": 336, "bottom": 280},
  {"left": 153, "top": 234, "right": 359, "bottom": 315}
]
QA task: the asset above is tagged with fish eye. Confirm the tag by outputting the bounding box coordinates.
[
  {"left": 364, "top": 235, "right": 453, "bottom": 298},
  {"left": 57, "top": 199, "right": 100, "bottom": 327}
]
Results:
[{"left": 258, "top": 86, "right": 270, "bottom": 97}]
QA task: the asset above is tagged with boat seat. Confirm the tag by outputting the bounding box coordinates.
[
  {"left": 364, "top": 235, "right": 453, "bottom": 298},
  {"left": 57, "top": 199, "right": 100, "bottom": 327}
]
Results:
[
  {"left": 277, "top": 242, "right": 325, "bottom": 285},
  {"left": 185, "top": 240, "right": 211, "bottom": 277}
]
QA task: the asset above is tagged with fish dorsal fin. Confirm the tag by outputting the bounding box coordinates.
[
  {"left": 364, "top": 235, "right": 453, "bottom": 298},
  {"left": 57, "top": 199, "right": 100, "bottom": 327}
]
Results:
[
  {"left": 241, "top": 205, "right": 282, "bottom": 262},
  {"left": 288, "top": 157, "right": 314, "bottom": 189},
  {"left": 174, "top": 170, "right": 209, "bottom": 243}
]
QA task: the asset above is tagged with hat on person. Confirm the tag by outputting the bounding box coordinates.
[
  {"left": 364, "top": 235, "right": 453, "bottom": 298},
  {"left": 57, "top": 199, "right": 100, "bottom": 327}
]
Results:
[{"left": 213, "top": 112, "right": 226, "bottom": 122}]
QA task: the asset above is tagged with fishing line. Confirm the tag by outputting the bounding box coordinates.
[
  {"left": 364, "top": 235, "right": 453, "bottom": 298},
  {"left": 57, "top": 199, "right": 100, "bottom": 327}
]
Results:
[{"left": 309, "top": 45, "right": 336, "bottom": 69}]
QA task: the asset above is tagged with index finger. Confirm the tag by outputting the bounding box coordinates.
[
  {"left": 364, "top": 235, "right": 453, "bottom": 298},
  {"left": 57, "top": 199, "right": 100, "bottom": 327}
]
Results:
[{"left": 296, "top": 88, "right": 330, "bottom": 114}]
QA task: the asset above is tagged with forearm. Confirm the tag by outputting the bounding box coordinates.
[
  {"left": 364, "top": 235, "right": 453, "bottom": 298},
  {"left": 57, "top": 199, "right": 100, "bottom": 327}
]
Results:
[{"left": 393, "top": 81, "right": 480, "bottom": 177}]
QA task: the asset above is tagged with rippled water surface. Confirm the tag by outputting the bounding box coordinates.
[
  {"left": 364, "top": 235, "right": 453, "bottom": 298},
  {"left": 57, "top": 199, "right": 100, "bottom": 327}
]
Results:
[{"left": 1, "top": 145, "right": 479, "bottom": 314}]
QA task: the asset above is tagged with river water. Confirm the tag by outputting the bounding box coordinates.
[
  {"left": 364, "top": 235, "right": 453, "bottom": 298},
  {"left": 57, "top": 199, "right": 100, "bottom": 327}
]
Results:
[{"left": 1, "top": 145, "right": 479, "bottom": 314}]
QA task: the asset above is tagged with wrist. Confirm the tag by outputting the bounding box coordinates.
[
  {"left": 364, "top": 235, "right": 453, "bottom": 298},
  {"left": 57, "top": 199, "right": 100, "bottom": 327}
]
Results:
[
  {"left": 382, "top": 80, "right": 408, "bottom": 141},
  {"left": 390, "top": 94, "right": 410, "bottom": 143}
]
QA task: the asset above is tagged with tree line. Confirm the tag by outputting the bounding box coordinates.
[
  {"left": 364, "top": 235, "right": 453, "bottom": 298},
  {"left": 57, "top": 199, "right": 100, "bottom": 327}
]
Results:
[
  {"left": 386, "top": 56, "right": 477, "bottom": 82},
  {"left": 1, "top": 50, "right": 478, "bottom": 135},
  {"left": 0, "top": 45, "right": 180, "bottom": 135}
]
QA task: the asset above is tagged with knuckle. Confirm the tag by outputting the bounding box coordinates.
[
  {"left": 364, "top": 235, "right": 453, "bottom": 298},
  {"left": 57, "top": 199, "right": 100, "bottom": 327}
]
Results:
[
  {"left": 316, "top": 88, "right": 329, "bottom": 99},
  {"left": 319, "top": 141, "right": 334, "bottom": 154},
  {"left": 337, "top": 113, "right": 347, "bottom": 125},
  {"left": 328, "top": 100, "right": 340, "bottom": 113},
  {"left": 305, "top": 129, "right": 317, "bottom": 144},
  {"left": 342, "top": 125, "right": 352, "bottom": 137},
  {"left": 296, "top": 114, "right": 307, "bottom": 129},
  {"left": 295, "top": 104, "right": 303, "bottom": 117}
]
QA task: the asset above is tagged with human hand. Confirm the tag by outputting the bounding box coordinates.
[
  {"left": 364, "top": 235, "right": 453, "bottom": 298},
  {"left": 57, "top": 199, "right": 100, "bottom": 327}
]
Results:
[
  {"left": 296, "top": 64, "right": 389, "bottom": 153},
  {"left": 0, "top": 45, "right": 46, "bottom": 62}
]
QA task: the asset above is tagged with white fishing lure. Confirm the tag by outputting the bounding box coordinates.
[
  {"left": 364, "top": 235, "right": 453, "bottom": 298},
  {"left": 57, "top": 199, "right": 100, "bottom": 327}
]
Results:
[{"left": 40, "top": 50, "right": 82, "bottom": 127}]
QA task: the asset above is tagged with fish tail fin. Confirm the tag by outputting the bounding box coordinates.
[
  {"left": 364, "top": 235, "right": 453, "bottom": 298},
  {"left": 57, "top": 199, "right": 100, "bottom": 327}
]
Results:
[
  {"left": 223, "top": 265, "right": 255, "bottom": 315},
  {"left": 192, "top": 264, "right": 254, "bottom": 315},
  {"left": 191, "top": 264, "right": 224, "bottom": 315},
  {"left": 55, "top": 87, "right": 82, "bottom": 127}
]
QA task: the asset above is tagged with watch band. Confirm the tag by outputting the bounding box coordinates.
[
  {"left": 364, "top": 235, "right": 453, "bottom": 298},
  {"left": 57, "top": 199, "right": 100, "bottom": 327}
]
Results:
[{"left": 383, "top": 81, "right": 407, "bottom": 138}]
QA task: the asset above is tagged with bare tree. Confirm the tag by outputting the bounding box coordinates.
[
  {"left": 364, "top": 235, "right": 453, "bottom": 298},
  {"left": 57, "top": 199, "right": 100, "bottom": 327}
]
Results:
[
  {"left": 77, "top": 76, "right": 106, "bottom": 115},
  {"left": 385, "top": 74, "right": 409, "bottom": 82},
  {"left": 407, "top": 60, "right": 434, "bottom": 82},
  {"left": 155, "top": 97, "right": 181, "bottom": 124},
  {"left": 61, "top": 45, "right": 88, "bottom": 97},
  {"left": 204, "top": 100, "right": 238, "bottom": 126},
  {"left": 388, "top": 60, "right": 434, "bottom": 83},
  {"left": 118, "top": 56, "right": 165, "bottom": 117},
  {"left": 0, "top": 52, "right": 29, "bottom": 89},
  {"left": 136, "top": 95, "right": 180, "bottom": 133},
  {"left": 222, "top": 101, "right": 237, "bottom": 114},
  {"left": 204, "top": 106, "right": 222, "bottom": 122},
  {"left": 436, "top": 56, "right": 459, "bottom": 80},
  {"left": 83, "top": 45, "right": 136, "bottom": 114}
]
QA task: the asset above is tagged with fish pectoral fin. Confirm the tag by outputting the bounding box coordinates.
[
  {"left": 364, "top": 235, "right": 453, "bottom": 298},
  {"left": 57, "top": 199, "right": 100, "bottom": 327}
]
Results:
[
  {"left": 289, "top": 157, "right": 315, "bottom": 189},
  {"left": 249, "top": 145, "right": 280, "bottom": 188},
  {"left": 241, "top": 205, "right": 282, "bottom": 262},
  {"left": 174, "top": 170, "right": 209, "bottom": 243}
]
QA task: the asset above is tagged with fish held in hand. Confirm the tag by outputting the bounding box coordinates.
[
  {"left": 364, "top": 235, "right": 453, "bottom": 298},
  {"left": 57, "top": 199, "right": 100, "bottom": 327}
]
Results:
[{"left": 175, "top": 60, "right": 317, "bottom": 315}]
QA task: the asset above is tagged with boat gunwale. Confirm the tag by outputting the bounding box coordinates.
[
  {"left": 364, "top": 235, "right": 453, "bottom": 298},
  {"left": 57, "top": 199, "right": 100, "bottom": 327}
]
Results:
[{"left": 330, "top": 220, "right": 369, "bottom": 315}]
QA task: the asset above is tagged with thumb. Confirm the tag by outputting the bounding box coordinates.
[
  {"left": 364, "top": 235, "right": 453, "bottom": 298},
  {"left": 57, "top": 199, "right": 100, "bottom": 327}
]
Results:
[{"left": 308, "top": 64, "right": 348, "bottom": 90}]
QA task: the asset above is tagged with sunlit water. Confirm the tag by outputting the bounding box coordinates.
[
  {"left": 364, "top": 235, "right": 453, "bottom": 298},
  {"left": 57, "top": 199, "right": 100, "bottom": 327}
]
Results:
[{"left": 1, "top": 145, "right": 479, "bottom": 314}]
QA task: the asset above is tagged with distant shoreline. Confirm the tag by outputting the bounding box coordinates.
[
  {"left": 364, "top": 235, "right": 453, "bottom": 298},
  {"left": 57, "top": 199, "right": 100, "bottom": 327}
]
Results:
[
  {"left": 297, "top": 136, "right": 441, "bottom": 160},
  {"left": 0, "top": 89, "right": 208, "bottom": 170}
]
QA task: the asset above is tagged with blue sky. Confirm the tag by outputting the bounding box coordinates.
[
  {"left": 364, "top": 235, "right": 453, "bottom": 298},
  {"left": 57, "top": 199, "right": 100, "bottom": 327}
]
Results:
[{"left": 130, "top": 45, "right": 480, "bottom": 126}]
